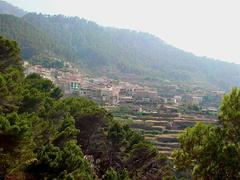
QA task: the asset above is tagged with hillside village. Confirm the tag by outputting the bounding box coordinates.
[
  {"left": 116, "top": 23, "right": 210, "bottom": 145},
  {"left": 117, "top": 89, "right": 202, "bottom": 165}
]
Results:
[
  {"left": 24, "top": 61, "right": 224, "bottom": 156},
  {"left": 24, "top": 61, "right": 224, "bottom": 108}
]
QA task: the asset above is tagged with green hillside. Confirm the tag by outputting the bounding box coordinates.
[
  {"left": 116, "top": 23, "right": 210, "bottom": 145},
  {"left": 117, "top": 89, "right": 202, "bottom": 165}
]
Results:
[
  {"left": 0, "top": 1, "right": 240, "bottom": 90},
  {"left": 22, "top": 13, "right": 240, "bottom": 90},
  {"left": 0, "top": 14, "right": 73, "bottom": 63}
]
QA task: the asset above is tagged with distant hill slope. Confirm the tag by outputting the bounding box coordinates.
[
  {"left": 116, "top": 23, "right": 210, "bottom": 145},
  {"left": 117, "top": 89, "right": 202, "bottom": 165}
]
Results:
[
  {"left": 0, "top": 0, "right": 26, "bottom": 16},
  {"left": 0, "top": 14, "right": 72, "bottom": 60},
  {"left": 22, "top": 13, "right": 240, "bottom": 90},
  {"left": 0, "top": 2, "right": 240, "bottom": 90}
]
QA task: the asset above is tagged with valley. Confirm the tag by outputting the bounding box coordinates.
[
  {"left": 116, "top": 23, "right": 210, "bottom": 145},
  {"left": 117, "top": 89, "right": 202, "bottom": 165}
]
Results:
[{"left": 1, "top": 0, "right": 240, "bottom": 179}]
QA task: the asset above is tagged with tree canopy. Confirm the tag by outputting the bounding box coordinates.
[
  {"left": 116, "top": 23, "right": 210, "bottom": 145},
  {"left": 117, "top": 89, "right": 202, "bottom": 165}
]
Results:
[{"left": 173, "top": 88, "right": 240, "bottom": 179}]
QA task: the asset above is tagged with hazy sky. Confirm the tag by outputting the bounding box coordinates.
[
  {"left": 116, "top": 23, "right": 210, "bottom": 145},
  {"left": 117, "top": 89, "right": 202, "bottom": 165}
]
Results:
[{"left": 5, "top": 0, "right": 240, "bottom": 64}]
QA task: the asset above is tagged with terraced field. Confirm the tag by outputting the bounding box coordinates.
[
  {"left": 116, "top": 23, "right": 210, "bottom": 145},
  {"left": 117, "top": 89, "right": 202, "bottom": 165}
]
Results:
[{"left": 130, "top": 113, "right": 217, "bottom": 157}]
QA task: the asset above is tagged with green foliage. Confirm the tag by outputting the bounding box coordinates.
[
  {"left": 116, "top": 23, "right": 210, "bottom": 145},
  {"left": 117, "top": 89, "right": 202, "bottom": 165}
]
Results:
[
  {"left": 0, "top": 38, "right": 35, "bottom": 175},
  {"left": 19, "top": 73, "right": 62, "bottom": 113},
  {"left": 127, "top": 142, "right": 170, "bottom": 179},
  {"left": 173, "top": 88, "right": 240, "bottom": 179},
  {"left": 219, "top": 87, "right": 240, "bottom": 139},
  {"left": 0, "top": 14, "right": 69, "bottom": 61},
  {"left": 28, "top": 55, "right": 64, "bottom": 68},
  {"left": 28, "top": 140, "right": 94, "bottom": 179},
  {"left": 0, "top": 36, "right": 22, "bottom": 73},
  {"left": 0, "top": 36, "right": 23, "bottom": 113},
  {"left": 104, "top": 168, "right": 118, "bottom": 180},
  {"left": 50, "top": 87, "right": 63, "bottom": 99},
  {"left": 0, "top": 113, "right": 34, "bottom": 177},
  {"left": 0, "top": 36, "right": 94, "bottom": 179},
  {"left": 112, "top": 105, "right": 133, "bottom": 115},
  {"left": 104, "top": 121, "right": 172, "bottom": 179},
  {"left": 0, "top": 112, "right": 30, "bottom": 141},
  {"left": 104, "top": 168, "right": 130, "bottom": 180},
  {"left": 59, "top": 97, "right": 110, "bottom": 151}
]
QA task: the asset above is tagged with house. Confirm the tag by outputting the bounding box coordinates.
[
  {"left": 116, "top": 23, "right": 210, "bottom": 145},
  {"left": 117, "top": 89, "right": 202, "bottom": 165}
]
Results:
[
  {"left": 173, "top": 95, "right": 182, "bottom": 104},
  {"left": 184, "top": 95, "right": 203, "bottom": 105},
  {"left": 80, "top": 87, "right": 102, "bottom": 101},
  {"left": 158, "top": 105, "right": 178, "bottom": 113},
  {"left": 191, "top": 96, "right": 203, "bottom": 105},
  {"left": 70, "top": 81, "right": 80, "bottom": 92},
  {"left": 133, "top": 88, "right": 159, "bottom": 103},
  {"left": 119, "top": 96, "right": 133, "bottom": 103},
  {"left": 100, "top": 87, "right": 120, "bottom": 105}
]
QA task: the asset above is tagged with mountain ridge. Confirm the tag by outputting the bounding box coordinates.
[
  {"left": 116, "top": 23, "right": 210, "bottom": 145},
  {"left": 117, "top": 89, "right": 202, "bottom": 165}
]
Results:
[{"left": 0, "top": 1, "right": 240, "bottom": 90}]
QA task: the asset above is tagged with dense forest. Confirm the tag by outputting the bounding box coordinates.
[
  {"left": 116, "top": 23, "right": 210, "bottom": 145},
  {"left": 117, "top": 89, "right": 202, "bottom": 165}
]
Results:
[{"left": 0, "top": 0, "right": 240, "bottom": 90}]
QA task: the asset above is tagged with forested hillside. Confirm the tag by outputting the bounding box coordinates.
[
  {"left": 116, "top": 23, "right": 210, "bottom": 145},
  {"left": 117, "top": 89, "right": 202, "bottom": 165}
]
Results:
[
  {"left": 0, "top": 14, "right": 74, "bottom": 64},
  {"left": 0, "top": 1, "right": 240, "bottom": 90},
  {"left": 23, "top": 13, "right": 240, "bottom": 90},
  {"left": 0, "top": 36, "right": 173, "bottom": 179}
]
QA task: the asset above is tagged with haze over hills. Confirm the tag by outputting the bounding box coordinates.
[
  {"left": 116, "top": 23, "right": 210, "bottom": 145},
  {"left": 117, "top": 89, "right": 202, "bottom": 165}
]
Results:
[
  {"left": 0, "top": 0, "right": 26, "bottom": 16},
  {"left": 0, "top": 0, "right": 240, "bottom": 90}
]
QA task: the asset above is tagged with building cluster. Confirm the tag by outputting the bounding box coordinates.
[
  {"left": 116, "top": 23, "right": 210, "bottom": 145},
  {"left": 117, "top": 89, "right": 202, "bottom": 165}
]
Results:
[
  {"left": 24, "top": 63, "right": 161, "bottom": 105},
  {"left": 24, "top": 62, "right": 224, "bottom": 112},
  {"left": 24, "top": 63, "right": 56, "bottom": 82}
]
